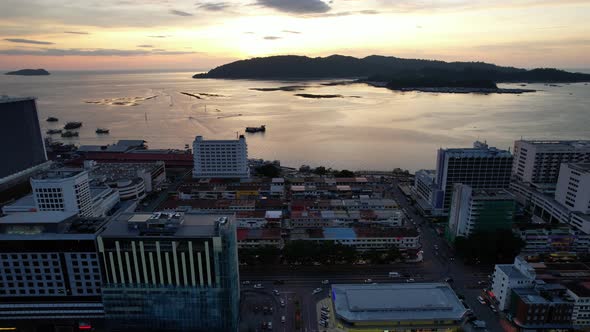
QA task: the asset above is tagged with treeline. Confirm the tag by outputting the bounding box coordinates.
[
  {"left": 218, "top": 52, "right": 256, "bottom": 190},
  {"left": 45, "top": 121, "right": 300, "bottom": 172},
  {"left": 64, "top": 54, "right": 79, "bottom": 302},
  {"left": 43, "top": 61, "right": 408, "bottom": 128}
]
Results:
[
  {"left": 239, "top": 241, "right": 403, "bottom": 266},
  {"left": 453, "top": 230, "right": 525, "bottom": 265}
]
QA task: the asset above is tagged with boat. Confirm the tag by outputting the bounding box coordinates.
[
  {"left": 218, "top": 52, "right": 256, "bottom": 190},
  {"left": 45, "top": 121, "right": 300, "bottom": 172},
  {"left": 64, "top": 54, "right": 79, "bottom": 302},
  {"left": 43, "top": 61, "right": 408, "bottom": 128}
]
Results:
[
  {"left": 61, "top": 131, "right": 79, "bottom": 138},
  {"left": 96, "top": 128, "right": 110, "bottom": 134},
  {"left": 46, "top": 129, "right": 62, "bottom": 135},
  {"left": 64, "top": 122, "right": 82, "bottom": 130},
  {"left": 245, "top": 125, "right": 266, "bottom": 133},
  {"left": 46, "top": 117, "right": 59, "bottom": 122}
]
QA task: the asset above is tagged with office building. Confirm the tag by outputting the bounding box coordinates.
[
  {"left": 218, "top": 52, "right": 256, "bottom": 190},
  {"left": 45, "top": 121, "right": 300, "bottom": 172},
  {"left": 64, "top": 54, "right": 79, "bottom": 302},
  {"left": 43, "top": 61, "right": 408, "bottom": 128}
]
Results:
[
  {"left": 566, "top": 282, "right": 590, "bottom": 329},
  {"left": 31, "top": 168, "right": 94, "bottom": 217},
  {"left": 413, "top": 169, "right": 444, "bottom": 216},
  {"left": 555, "top": 163, "right": 590, "bottom": 213},
  {"left": 491, "top": 257, "right": 536, "bottom": 311},
  {"left": 331, "top": 283, "right": 466, "bottom": 331},
  {"left": 97, "top": 212, "right": 239, "bottom": 332},
  {"left": 0, "top": 212, "right": 108, "bottom": 331},
  {"left": 447, "top": 185, "right": 515, "bottom": 241},
  {"left": 512, "top": 140, "right": 590, "bottom": 185},
  {"left": 192, "top": 135, "right": 249, "bottom": 179},
  {"left": 510, "top": 285, "right": 574, "bottom": 331},
  {"left": 434, "top": 141, "right": 513, "bottom": 215},
  {"left": 0, "top": 96, "right": 48, "bottom": 185},
  {"left": 290, "top": 227, "right": 420, "bottom": 251}
]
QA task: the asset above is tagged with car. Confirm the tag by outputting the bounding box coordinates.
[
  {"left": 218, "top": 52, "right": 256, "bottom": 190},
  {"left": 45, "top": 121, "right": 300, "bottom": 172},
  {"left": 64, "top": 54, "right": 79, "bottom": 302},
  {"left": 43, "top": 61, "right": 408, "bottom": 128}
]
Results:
[
  {"left": 477, "top": 296, "right": 486, "bottom": 305},
  {"left": 272, "top": 289, "right": 280, "bottom": 296},
  {"left": 321, "top": 305, "right": 330, "bottom": 311},
  {"left": 490, "top": 305, "right": 498, "bottom": 313},
  {"left": 364, "top": 279, "right": 372, "bottom": 283},
  {"left": 280, "top": 299, "right": 285, "bottom": 307},
  {"left": 444, "top": 277, "right": 454, "bottom": 283},
  {"left": 267, "top": 322, "right": 272, "bottom": 330},
  {"left": 241, "top": 280, "right": 250, "bottom": 285},
  {"left": 313, "top": 288, "right": 323, "bottom": 295},
  {"left": 321, "top": 279, "right": 330, "bottom": 285},
  {"left": 281, "top": 316, "right": 286, "bottom": 324},
  {"left": 388, "top": 272, "right": 400, "bottom": 278},
  {"left": 321, "top": 307, "right": 330, "bottom": 313},
  {"left": 406, "top": 278, "right": 415, "bottom": 283},
  {"left": 434, "top": 244, "right": 439, "bottom": 250},
  {"left": 253, "top": 283, "right": 264, "bottom": 289},
  {"left": 478, "top": 280, "right": 487, "bottom": 285}
]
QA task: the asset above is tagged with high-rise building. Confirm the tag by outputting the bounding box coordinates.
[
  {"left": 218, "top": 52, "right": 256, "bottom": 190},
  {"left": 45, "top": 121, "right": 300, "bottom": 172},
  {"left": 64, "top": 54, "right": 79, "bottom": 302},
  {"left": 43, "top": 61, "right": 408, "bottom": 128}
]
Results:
[
  {"left": 434, "top": 141, "right": 513, "bottom": 214},
  {"left": 0, "top": 211, "right": 109, "bottom": 331},
  {"left": 555, "top": 163, "right": 590, "bottom": 214},
  {"left": 193, "top": 135, "right": 249, "bottom": 179},
  {"left": 97, "top": 212, "right": 239, "bottom": 332},
  {"left": 447, "top": 184, "right": 515, "bottom": 241},
  {"left": 0, "top": 96, "right": 48, "bottom": 184},
  {"left": 512, "top": 140, "right": 590, "bottom": 185},
  {"left": 31, "top": 168, "right": 94, "bottom": 217}
]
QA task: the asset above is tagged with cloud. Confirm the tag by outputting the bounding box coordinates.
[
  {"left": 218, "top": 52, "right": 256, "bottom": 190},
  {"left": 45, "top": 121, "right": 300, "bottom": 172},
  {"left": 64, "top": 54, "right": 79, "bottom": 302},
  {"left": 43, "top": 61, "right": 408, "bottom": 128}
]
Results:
[
  {"left": 244, "top": 31, "right": 255, "bottom": 34},
  {"left": 64, "top": 31, "right": 89, "bottom": 35},
  {"left": 196, "top": 2, "right": 231, "bottom": 11},
  {"left": 263, "top": 36, "right": 282, "bottom": 40},
  {"left": 4, "top": 38, "right": 54, "bottom": 45},
  {"left": 169, "top": 9, "right": 193, "bottom": 16},
  {"left": 257, "top": 0, "right": 331, "bottom": 14},
  {"left": 282, "top": 30, "right": 301, "bottom": 34},
  {"left": 0, "top": 48, "right": 197, "bottom": 56},
  {"left": 148, "top": 35, "right": 170, "bottom": 38},
  {"left": 137, "top": 44, "right": 154, "bottom": 48}
]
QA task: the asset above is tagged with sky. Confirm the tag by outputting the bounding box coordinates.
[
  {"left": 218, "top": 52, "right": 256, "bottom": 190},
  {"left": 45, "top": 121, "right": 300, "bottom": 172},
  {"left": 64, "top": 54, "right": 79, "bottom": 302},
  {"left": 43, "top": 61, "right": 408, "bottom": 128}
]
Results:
[{"left": 0, "top": 0, "right": 589, "bottom": 70}]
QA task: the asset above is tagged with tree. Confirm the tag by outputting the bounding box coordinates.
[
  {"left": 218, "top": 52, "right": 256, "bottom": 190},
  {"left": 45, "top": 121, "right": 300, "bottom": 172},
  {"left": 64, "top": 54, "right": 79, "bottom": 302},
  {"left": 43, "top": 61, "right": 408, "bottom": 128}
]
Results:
[
  {"left": 312, "top": 166, "right": 328, "bottom": 176},
  {"left": 255, "top": 164, "right": 281, "bottom": 178},
  {"left": 333, "top": 169, "right": 355, "bottom": 177},
  {"left": 454, "top": 230, "right": 525, "bottom": 264}
]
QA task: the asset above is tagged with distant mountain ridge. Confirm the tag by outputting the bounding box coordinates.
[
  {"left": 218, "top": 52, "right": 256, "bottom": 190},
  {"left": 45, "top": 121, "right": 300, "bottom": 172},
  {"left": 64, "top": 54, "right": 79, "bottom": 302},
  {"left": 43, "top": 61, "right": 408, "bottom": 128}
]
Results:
[
  {"left": 5, "top": 69, "right": 50, "bottom": 76},
  {"left": 193, "top": 55, "right": 590, "bottom": 84}
]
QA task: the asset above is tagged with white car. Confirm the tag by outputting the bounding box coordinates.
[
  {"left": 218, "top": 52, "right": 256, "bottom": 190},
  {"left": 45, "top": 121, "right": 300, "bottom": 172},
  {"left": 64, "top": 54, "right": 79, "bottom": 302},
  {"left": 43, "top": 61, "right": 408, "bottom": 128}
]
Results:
[
  {"left": 253, "top": 283, "right": 264, "bottom": 289},
  {"left": 477, "top": 296, "right": 486, "bottom": 304},
  {"left": 281, "top": 316, "right": 286, "bottom": 324},
  {"left": 280, "top": 299, "right": 285, "bottom": 307},
  {"left": 321, "top": 279, "right": 330, "bottom": 285},
  {"left": 364, "top": 278, "right": 372, "bottom": 283},
  {"left": 312, "top": 288, "right": 323, "bottom": 295},
  {"left": 272, "top": 289, "right": 280, "bottom": 296}
]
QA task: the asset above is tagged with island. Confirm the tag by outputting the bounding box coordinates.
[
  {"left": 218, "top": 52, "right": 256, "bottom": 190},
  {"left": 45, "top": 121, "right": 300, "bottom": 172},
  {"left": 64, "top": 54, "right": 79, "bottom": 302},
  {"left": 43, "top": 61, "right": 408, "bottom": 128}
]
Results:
[
  {"left": 4, "top": 69, "right": 50, "bottom": 76},
  {"left": 193, "top": 55, "right": 590, "bottom": 93}
]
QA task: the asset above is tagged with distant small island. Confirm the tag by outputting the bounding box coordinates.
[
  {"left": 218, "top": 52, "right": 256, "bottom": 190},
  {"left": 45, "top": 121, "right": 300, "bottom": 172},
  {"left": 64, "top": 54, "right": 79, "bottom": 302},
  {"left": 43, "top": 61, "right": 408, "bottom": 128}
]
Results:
[
  {"left": 4, "top": 69, "right": 50, "bottom": 76},
  {"left": 193, "top": 55, "right": 590, "bottom": 93}
]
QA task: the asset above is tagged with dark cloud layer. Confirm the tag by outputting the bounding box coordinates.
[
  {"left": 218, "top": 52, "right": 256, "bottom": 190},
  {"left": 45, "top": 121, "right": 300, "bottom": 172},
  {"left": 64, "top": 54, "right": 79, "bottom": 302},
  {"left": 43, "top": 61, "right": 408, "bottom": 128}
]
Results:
[
  {"left": 0, "top": 48, "right": 196, "bottom": 56},
  {"left": 197, "top": 2, "right": 231, "bottom": 11},
  {"left": 169, "top": 9, "right": 193, "bottom": 16},
  {"left": 64, "top": 31, "right": 89, "bottom": 35},
  {"left": 4, "top": 38, "right": 54, "bottom": 45},
  {"left": 257, "top": 0, "right": 331, "bottom": 14}
]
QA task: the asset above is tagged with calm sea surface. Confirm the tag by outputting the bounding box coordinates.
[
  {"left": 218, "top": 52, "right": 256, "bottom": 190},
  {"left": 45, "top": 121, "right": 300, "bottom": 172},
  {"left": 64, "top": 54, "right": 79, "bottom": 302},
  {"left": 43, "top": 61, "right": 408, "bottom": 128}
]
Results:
[{"left": 1, "top": 70, "right": 589, "bottom": 171}]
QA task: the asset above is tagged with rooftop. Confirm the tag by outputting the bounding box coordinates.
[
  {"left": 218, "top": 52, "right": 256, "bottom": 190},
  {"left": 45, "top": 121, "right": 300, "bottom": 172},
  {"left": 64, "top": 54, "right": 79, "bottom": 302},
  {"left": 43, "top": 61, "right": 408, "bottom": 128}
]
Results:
[
  {"left": 87, "top": 161, "right": 164, "bottom": 183},
  {"left": 0, "top": 95, "right": 35, "bottom": 103},
  {"left": 567, "top": 163, "right": 590, "bottom": 173},
  {"left": 332, "top": 283, "right": 466, "bottom": 323},
  {"left": 32, "top": 168, "right": 85, "bottom": 180},
  {"left": 496, "top": 264, "right": 531, "bottom": 280},
  {"left": 0, "top": 211, "right": 77, "bottom": 224},
  {"left": 100, "top": 212, "right": 232, "bottom": 238},
  {"left": 517, "top": 140, "right": 590, "bottom": 149}
]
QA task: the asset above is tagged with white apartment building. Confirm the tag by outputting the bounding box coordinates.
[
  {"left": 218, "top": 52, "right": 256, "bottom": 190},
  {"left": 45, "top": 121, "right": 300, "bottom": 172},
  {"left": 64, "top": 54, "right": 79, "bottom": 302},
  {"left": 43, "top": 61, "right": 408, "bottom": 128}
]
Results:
[
  {"left": 555, "top": 163, "right": 590, "bottom": 213},
  {"left": 31, "top": 169, "right": 93, "bottom": 217},
  {"left": 435, "top": 141, "right": 513, "bottom": 215},
  {"left": 567, "top": 284, "right": 590, "bottom": 328},
  {"left": 193, "top": 135, "right": 249, "bottom": 179},
  {"left": 491, "top": 256, "right": 536, "bottom": 311},
  {"left": 512, "top": 140, "right": 590, "bottom": 185}
]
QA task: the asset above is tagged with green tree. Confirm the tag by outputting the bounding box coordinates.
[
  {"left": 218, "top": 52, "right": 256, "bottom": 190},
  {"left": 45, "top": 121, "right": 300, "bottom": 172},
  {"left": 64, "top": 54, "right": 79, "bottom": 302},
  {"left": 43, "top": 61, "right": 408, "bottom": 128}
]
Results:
[
  {"left": 333, "top": 169, "right": 355, "bottom": 177},
  {"left": 312, "top": 166, "right": 328, "bottom": 176},
  {"left": 454, "top": 230, "right": 525, "bottom": 264},
  {"left": 255, "top": 164, "right": 281, "bottom": 178}
]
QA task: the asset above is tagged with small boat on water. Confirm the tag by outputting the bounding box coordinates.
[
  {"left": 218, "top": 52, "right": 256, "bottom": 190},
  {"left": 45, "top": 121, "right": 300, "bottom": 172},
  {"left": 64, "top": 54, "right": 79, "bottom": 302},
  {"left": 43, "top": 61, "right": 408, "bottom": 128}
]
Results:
[
  {"left": 46, "top": 117, "right": 59, "bottom": 122},
  {"left": 64, "top": 122, "right": 82, "bottom": 130},
  {"left": 96, "top": 128, "right": 110, "bottom": 134},
  {"left": 46, "top": 129, "right": 62, "bottom": 135},
  {"left": 245, "top": 125, "right": 266, "bottom": 133},
  {"left": 61, "top": 131, "right": 79, "bottom": 138}
]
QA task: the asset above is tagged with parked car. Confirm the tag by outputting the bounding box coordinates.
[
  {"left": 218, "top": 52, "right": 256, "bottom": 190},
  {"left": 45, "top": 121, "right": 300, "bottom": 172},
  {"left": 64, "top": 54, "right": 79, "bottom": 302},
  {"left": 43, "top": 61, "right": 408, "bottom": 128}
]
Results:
[
  {"left": 406, "top": 278, "right": 415, "bottom": 283},
  {"left": 272, "top": 289, "right": 280, "bottom": 296},
  {"left": 321, "top": 279, "right": 330, "bottom": 285},
  {"left": 477, "top": 296, "right": 486, "bottom": 305},
  {"left": 253, "top": 283, "right": 264, "bottom": 289},
  {"left": 281, "top": 316, "right": 286, "bottom": 324},
  {"left": 313, "top": 288, "right": 323, "bottom": 295},
  {"left": 242, "top": 280, "right": 250, "bottom": 285}
]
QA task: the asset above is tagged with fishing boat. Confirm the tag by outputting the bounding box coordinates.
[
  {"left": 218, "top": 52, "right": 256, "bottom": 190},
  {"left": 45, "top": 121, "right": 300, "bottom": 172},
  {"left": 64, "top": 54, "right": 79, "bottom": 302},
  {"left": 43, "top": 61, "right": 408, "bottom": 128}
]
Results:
[
  {"left": 96, "top": 128, "right": 110, "bottom": 134},
  {"left": 64, "top": 122, "right": 82, "bottom": 130},
  {"left": 46, "top": 117, "right": 59, "bottom": 122},
  {"left": 245, "top": 125, "right": 266, "bottom": 133},
  {"left": 61, "top": 131, "right": 79, "bottom": 138},
  {"left": 46, "top": 129, "right": 62, "bottom": 135}
]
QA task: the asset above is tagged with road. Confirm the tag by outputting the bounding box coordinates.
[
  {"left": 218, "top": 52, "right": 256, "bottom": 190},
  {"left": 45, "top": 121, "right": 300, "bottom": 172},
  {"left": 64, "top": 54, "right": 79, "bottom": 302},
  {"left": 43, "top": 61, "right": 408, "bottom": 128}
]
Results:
[{"left": 239, "top": 176, "right": 503, "bottom": 331}]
